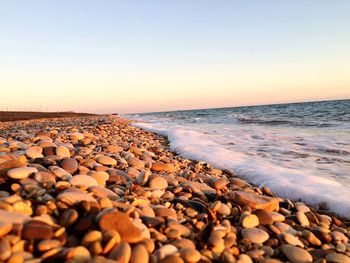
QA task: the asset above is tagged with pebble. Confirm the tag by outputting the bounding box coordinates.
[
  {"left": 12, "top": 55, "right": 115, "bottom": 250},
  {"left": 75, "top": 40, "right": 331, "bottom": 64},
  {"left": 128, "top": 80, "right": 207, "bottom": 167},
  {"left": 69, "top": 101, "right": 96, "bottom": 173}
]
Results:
[
  {"left": 70, "top": 174, "right": 98, "bottom": 187},
  {"left": 232, "top": 191, "right": 279, "bottom": 212},
  {"left": 157, "top": 244, "right": 178, "bottom": 259},
  {"left": 241, "top": 214, "right": 259, "bottom": 228},
  {"left": 326, "top": 252, "right": 350, "bottom": 263},
  {"left": 283, "top": 233, "right": 304, "bottom": 248},
  {"left": 96, "top": 156, "right": 117, "bottom": 166},
  {"left": 241, "top": 228, "right": 269, "bottom": 244},
  {"left": 0, "top": 238, "right": 11, "bottom": 261},
  {"left": 7, "top": 167, "right": 38, "bottom": 179},
  {"left": 98, "top": 210, "right": 143, "bottom": 243},
  {"left": 280, "top": 245, "right": 312, "bottom": 263},
  {"left": 130, "top": 244, "right": 149, "bottom": 263},
  {"left": 37, "top": 239, "right": 62, "bottom": 251},
  {"left": 212, "top": 178, "right": 228, "bottom": 190},
  {"left": 56, "top": 145, "right": 71, "bottom": 158},
  {"left": 254, "top": 209, "right": 274, "bottom": 225},
  {"left": 149, "top": 176, "right": 168, "bottom": 190},
  {"left": 180, "top": 248, "right": 201, "bottom": 263},
  {"left": 61, "top": 158, "right": 78, "bottom": 174},
  {"left": 296, "top": 211, "right": 310, "bottom": 227},
  {"left": 109, "top": 242, "right": 131, "bottom": 263},
  {"left": 151, "top": 162, "right": 176, "bottom": 173},
  {"left": 70, "top": 246, "right": 91, "bottom": 263},
  {"left": 25, "top": 146, "right": 43, "bottom": 159},
  {"left": 57, "top": 188, "right": 97, "bottom": 205}
]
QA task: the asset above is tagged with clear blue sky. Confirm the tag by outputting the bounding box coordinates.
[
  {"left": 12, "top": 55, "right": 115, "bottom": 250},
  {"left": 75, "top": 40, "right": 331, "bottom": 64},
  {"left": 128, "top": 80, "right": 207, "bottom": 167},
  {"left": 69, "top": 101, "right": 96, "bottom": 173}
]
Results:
[{"left": 1, "top": 1, "right": 349, "bottom": 113}]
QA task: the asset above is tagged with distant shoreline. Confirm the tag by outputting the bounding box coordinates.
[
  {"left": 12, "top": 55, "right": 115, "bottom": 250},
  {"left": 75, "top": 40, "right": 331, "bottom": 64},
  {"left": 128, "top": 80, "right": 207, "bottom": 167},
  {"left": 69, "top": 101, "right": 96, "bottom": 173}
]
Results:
[{"left": 0, "top": 111, "right": 97, "bottom": 122}]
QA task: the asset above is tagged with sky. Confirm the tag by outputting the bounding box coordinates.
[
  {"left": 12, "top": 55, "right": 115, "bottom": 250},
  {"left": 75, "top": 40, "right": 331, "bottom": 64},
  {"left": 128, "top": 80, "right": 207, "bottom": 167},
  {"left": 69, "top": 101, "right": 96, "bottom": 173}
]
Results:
[{"left": 0, "top": 1, "right": 349, "bottom": 114}]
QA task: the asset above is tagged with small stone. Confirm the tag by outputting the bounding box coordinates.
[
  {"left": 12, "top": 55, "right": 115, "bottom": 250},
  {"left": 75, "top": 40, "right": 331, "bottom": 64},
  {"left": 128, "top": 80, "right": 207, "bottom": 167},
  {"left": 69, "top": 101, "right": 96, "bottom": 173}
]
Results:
[
  {"left": 149, "top": 176, "right": 168, "bottom": 190},
  {"left": 242, "top": 214, "right": 259, "bottom": 228},
  {"left": 96, "top": 156, "right": 117, "bottom": 166},
  {"left": 25, "top": 146, "right": 43, "bottom": 159},
  {"left": 237, "top": 254, "right": 253, "bottom": 263},
  {"left": 232, "top": 191, "right": 279, "bottom": 212},
  {"left": 241, "top": 228, "right": 269, "bottom": 244},
  {"left": 159, "top": 255, "right": 184, "bottom": 263},
  {"left": 154, "top": 207, "right": 177, "bottom": 218},
  {"left": 331, "top": 231, "right": 349, "bottom": 244},
  {"left": 302, "top": 230, "right": 321, "bottom": 246},
  {"left": 109, "top": 242, "right": 131, "bottom": 263},
  {"left": 296, "top": 211, "right": 309, "bottom": 227},
  {"left": 280, "top": 245, "right": 312, "bottom": 263},
  {"left": 98, "top": 210, "right": 143, "bottom": 243},
  {"left": 34, "top": 171, "right": 56, "bottom": 184},
  {"left": 82, "top": 231, "right": 103, "bottom": 247},
  {"left": 7, "top": 167, "right": 38, "bottom": 179},
  {"left": 56, "top": 145, "right": 71, "bottom": 158},
  {"left": 130, "top": 244, "right": 149, "bottom": 263},
  {"left": 0, "top": 210, "right": 31, "bottom": 224},
  {"left": 151, "top": 162, "right": 176, "bottom": 173},
  {"left": 180, "top": 248, "right": 201, "bottom": 263},
  {"left": 70, "top": 175, "right": 98, "bottom": 187}
]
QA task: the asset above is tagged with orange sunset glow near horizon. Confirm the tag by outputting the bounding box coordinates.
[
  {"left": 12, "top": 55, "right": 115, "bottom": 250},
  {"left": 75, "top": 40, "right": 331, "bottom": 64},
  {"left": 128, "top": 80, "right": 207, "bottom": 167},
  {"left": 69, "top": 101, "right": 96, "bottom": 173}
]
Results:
[{"left": 1, "top": 1, "right": 349, "bottom": 114}]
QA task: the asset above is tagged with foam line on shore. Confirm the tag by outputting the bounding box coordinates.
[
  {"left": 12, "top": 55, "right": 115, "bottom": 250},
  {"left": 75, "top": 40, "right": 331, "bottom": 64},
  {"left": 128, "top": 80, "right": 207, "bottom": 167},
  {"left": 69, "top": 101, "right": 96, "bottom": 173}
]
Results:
[{"left": 135, "top": 121, "right": 350, "bottom": 218}]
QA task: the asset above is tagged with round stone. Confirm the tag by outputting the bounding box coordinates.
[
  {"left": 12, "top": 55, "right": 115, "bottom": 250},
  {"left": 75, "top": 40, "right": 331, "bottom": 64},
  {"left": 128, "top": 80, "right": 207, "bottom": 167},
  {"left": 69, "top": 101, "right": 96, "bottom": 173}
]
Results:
[
  {"left": 212, "top": 178, "right": 228, "bottom": 190},
  {"left": 280, "top": 245, "right": 312, "bottom": 263},
  {"left": 217, "top": 203, "right": 231, "bottom": 216},
  {"left": 25, "top": 146, "right": 43, "bottom": 159},
  {"left": 70, "top": 246, "right": 91, "bottom": 263},
  {"left": 56, "top": 145, "right": 71, "bottom": 158},
  {"left": 7, "top": 167, "right": 38, "bottom": 179},
  {"left": 180, "top": 248, "right": 201, "bottom": 263},
  {"left": 242, "top": 214, "right": 259, "bottom": 228},
  {"left": 70, "top": 174, "right": 98, "bottom": 187},
  {"left": 157, "top": 244, "right": 178, "bottom": 259},
  {"left": 60, "top": 158, "right": 78, "bottom": 174},
  {"left": 109, "top": 242, "right": 131, "bottom": 263},
  {"left": 326, "top": 252, "right": 350, "bottom": 263},
  {"left": 241, "top": 228, "right": 269, "bottom": 244},
  {"left": 34, "top": 171, "right": 56, "bottom": 184},
  {"left": 149, "top": 176, "right": 168, "bottom": 190}
]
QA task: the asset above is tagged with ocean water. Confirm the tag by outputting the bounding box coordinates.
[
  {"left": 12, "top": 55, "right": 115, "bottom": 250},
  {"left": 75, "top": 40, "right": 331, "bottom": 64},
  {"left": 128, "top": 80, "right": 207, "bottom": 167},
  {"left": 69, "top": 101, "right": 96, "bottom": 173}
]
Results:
[{"left": 127, "top": 100, "right": 350, "bottom": 218}]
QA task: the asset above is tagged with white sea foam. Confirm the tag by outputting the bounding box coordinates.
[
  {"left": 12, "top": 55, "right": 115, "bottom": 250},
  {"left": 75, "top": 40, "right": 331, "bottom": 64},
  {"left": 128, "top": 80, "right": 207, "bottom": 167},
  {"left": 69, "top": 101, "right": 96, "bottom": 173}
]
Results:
[{"left": 134, "top": 121, "right": 350, "bottom": 218}]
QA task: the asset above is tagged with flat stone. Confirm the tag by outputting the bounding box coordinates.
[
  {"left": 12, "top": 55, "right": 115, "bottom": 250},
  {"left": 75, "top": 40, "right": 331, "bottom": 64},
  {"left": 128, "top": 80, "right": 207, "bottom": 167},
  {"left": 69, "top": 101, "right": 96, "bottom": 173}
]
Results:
[
  {"left": 22, "top": 220, "right": 54, "bottom": 239},
  {"left": 283, "top": 233, "right": 304, "bottom": 248},
  {"left": 37, "top": 239, "right": 62, "bottom": 252},
  {"left": 7, "top": 166, "right": 38, "bottom": 179},
  {"left": 232, "top": 191, "right": 279, "bottom": 212},
  {"left": 25, "top": 146, "right": 43, "bottom": 159},
  {"left": 57, "top": 188, "right": 97, "bottom": 205},
  {"left": 154, "top": 207, "right": 177, "bottom": 218},
  {"left": 89, "top": 186, "right": 118, "bottom": 199},
  {"left": 49, "top": 166, "right": 72, "bottom": 180},
  {"left": 281, "top": 245, "right": 312, "bottom": 263},
  {"left": 127, "top": 157, "right": 145, "bottom": 169},
  {"left": 98, "top": 210, "right": 143, "bottom": 243},
  {"left": 89, "top": 171, "right": 109, "bottom": 186},
  {"left": 34, "top": 171, "right": 56, "bottom": 184},
  {"left": 217, "top": 203, "right": 231, "bottom": 216},
  {"left": 70, "top": 174, "right": 98, "bottom": 187},
  {"left": 97, "top": 156, "right": 117, "bottom": 166},
  {"left": 70, "top": 246, "right": 91, "bottom": 263},
  {"left": 151, "top": 162, "right": 176, "bottom": 173},
  {"left": 326, "top": 253, "right": 350, "bottom": 263},
  {"left": 56, "top": 145, "right": 71, "bottom": 158},
  {"left": 149, "top": 176, "right": 168, "bottom": 190},
  {"left": 0, "top": 222, "right": 12, "bottom": 237},
  {"left": 0, "top": 159, "right": 26, "bottom": 176},
  {"left": 0, "top": 210, "right": 31, "bottom": 224},
  {"left": 0, "top": 238, "right": 11, "bottom": 261},
  {"left": 241, "top": 228, "right": 269, "bottom": 244},
  {"left": 184, "top": 181, "right": 216, "bottom": 194},
  {"left": 157, "top": 244, "right": 178, "bottom": 259}
]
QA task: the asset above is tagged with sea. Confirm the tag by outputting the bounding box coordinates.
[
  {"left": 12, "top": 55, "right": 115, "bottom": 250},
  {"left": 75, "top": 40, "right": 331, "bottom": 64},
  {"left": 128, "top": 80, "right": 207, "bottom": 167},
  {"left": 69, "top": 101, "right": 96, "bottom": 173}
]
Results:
[{"left": 126, "top": 99, "right": 350, "bottom": 218}]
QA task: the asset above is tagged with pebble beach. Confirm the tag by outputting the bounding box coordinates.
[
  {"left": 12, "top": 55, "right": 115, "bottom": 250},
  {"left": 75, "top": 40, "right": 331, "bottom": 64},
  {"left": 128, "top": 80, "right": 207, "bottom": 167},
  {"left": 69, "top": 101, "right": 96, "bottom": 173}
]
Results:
[{"left": 0, "top": 115, "right": 349, "bottom": 263}]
